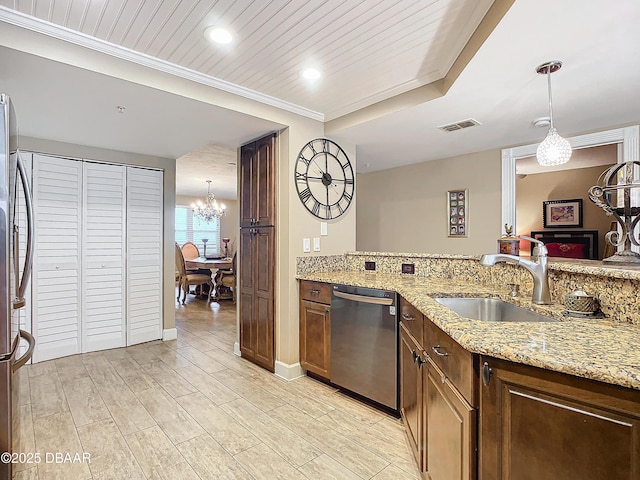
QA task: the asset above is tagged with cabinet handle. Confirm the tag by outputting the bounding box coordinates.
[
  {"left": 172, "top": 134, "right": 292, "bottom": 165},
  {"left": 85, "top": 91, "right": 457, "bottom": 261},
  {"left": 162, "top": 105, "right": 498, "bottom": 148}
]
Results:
[
  {"left": 431, "top": 345, "right": 448, "bottom": 357},
  {"left": 325, "top": 309, "right": 329, "bottom": 314},
  {"left": 401, "top": 313, "right": 415, "bottom": 321},
  {"left": 412, "top": 350, "right": 425, "bottom": 368},
  {"left": 309, "top": 289, "right": 320, "bottom": 296},
  {"left": 482, "top": 362, "right": 493, "bottom": 386}
]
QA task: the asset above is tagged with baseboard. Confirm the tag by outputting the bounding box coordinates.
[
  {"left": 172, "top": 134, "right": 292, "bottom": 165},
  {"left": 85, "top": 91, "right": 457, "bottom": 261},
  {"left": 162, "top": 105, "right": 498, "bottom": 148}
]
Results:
[
  {"left": 233, "top": 341, "right": 241, "bottom": 356},
  {"left": 274, "top": 361, "right": 305, "bottom": 381},
  {"left": 162, "top": 328, "right": 177, "bottom": 341}
]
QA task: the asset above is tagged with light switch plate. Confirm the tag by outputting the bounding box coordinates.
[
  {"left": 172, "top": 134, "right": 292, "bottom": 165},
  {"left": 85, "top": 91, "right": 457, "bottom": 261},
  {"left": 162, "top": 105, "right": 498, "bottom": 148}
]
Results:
[
  {"left": 313, "top": 238, "right": 321, "bottom": 252},
  {"left": 303, "top": 238, "right": 311, "bottom": 253},
  {"left": 320, "top": 222, "right": 328, "bottom": 236}
]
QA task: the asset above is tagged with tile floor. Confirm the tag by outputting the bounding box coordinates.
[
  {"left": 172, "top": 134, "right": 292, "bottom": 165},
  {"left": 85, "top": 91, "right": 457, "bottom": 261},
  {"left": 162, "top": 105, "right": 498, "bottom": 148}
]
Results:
[{"left": 15, "top": 293, "right": 420, "bottom": 480}]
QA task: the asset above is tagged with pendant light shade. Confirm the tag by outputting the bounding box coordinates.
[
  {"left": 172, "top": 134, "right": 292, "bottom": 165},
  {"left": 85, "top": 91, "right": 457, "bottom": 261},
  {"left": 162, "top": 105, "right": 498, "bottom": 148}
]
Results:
[{"left": 535, "top": 61, "right": 572, "bottom": 167}]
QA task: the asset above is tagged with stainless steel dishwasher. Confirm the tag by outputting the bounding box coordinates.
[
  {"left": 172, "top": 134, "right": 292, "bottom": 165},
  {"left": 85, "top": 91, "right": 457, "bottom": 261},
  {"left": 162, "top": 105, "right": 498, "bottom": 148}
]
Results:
[{"left": 330, "top": 284, "right": 398, "bottom": 411}]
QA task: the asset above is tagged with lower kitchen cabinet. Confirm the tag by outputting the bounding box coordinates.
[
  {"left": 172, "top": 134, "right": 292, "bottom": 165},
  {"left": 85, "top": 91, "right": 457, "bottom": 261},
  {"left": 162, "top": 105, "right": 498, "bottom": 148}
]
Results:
[
  {"left": 299, "top": 299, "right": 330, "bottom": 378},
  {"left": 400, "top": 322, "right": 425, "bottom": 470},
  {"left": 426, "top": 356, "right": 475, "bottom": 480},
  {"left": 480, "top": 356, "right": 640, "bottom": 480}
]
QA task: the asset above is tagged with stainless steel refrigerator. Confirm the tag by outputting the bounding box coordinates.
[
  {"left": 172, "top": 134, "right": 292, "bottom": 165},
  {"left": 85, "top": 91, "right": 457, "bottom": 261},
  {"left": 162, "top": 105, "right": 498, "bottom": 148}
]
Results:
[{"left": 0, "top": 94, "right": 35, "bottom": 479}]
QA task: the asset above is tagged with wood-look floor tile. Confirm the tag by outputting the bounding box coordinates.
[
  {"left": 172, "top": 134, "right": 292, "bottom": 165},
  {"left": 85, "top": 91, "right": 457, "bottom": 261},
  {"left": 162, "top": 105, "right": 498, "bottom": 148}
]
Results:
[
  {"left": 221, "top": 398, "right": 322, "bottom": 468},
  {"left": 13, "top": 404, "right": 35, "bottom": 474},
  {"left": 372, "top": 464, "right": 421, "bottom": 480},
  {"left": 233, "top": 443, "right": 310, "bottom": 480},
  {"left": 297, "top": 454, "right": 362, "bottom": 480},
  {"left": 96, "top": 381, "right": 156, "bottom": 435},
  {"left": 176, "top": 393, "right": 260, "bottom": 455},
  {"left": 27, "top": 360, "right": 56, "bottom": 378},
  {"left": 82, "top": 355, "right": 125, "bottom": 390},
  {"left": 55, "top": 355, "right": 89, "bottom": 383},
  {"left": 124, "top": 426, "right": 187, "bottom": 478},
  {"left": 269, "top": 403, "right": 390, "bottom": 478},
  {"left": 145, "top": 344, "right": 194, "bottom": 369},
  {"left": 135, "top": 387, "right": 204, "bottom": 444},
  {"left": 317, "top": 408, "right": 417, "bottom": 475},
  {"left": 141, "top": 361, "right": 198, "bottom": 398},
  {"left": 33, "top": 411, "right": 91, "bottom": 480},
  {"left": 212, "top": 369, "right": 286, "bottom": 412},
  {"left": 77, "top": 418, "right": 145, "bottom": 480},
  {"left": 126, "top": 344, "right": 160, "bottom": 365},
  {"left": 174, "top": 365, "right": 239, "bottom": 406},
  {"left": 176, "top": 433, "right": 253, "bottom": 479},
  {"left": 108, "top": 357, "right": 156, "bottom": 392},
  {"left": 177, "top": 332, "right": 216, "bottom": 352},
  {"left": 15, "top": 366, "right": 31, "bottom": 406},
  {"left": 63, "top": 377, "right": 111, "bottom": 427},
  {"left": 29, "top": 372, "right": 68, "bottom": 419},
  {"left": 177, "top": 346, "right": 226, "bottom": 373},
  {"left": 13, "top": 466, "right": 38, "bottom": 480},
  {"left": 101, "top": 347, "right": 131, "bottom": 362}
]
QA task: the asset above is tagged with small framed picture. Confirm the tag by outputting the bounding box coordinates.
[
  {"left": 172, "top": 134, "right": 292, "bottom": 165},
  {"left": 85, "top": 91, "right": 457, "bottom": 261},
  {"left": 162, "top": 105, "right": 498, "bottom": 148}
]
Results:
[
  {"left": 543, "top": 199, "right": 583, "bottom": 228},
  {"left": 447, "top": 189, "right": 468, "bottom": 237}
]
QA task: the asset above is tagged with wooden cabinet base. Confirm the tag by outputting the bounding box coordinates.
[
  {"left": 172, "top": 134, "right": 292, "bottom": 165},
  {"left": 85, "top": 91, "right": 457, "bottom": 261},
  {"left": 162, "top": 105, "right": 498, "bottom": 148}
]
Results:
[
  {"left": 299, "top": 299, "right": 330, "bottom": 378},
  {"left": 480, "top": 356, "right": 640, "bottom": 480}
]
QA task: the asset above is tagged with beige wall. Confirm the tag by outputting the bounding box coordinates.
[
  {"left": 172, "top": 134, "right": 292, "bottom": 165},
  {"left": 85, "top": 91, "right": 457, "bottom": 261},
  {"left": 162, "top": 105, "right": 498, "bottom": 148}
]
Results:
[
  {"left": 356, "top": 149, "right": 501, "bottom": 255},
  {"left": 175, "top": 195, "right": 239, "bottom": 256},
  {"left": 516, "top": 165, "right": 615, "bottom": 258},
  {"left": 20, "top": 136, "right": 177, "bottom": 333}
]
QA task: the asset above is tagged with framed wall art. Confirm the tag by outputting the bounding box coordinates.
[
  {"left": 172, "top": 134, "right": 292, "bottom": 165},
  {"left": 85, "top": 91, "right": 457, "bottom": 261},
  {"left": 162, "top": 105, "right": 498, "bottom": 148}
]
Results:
[
  {"left": 447, "top": 189, "right": 468, "bottom": 237},
  {"left": 543, "top": 198, "right": 583, "bottom": 228}
]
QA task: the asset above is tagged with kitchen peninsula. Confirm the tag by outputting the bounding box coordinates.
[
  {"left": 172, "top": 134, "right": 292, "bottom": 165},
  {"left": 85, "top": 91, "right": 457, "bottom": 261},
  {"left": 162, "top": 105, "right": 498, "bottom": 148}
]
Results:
[{"left": 297, "top": 251, "right": 640, "bottom": 479}]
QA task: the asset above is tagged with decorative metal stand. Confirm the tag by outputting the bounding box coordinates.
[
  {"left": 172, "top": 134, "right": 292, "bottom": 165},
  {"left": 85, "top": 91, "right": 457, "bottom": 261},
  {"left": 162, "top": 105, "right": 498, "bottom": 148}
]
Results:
[
  {"left": 222, "top": 237, "right": 230, "bottom": 258},
  {"left": 588, "top": 161, "right": 640, "bottom": 264},
  {"left": 202, "top": 238, "right": 208, "bottom": 257}
]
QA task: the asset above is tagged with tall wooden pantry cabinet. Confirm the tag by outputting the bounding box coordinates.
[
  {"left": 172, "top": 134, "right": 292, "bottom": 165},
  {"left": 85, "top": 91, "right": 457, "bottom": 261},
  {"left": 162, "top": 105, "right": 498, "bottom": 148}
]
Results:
[{"left": 239, "top": 133, "right": 276, "bottom": 371}]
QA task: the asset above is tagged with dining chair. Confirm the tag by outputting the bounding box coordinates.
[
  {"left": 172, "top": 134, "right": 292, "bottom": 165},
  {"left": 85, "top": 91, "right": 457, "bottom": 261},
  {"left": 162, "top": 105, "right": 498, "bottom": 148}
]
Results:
[
  {"left": 216, "top": 252, "right": 237, "bottom": 303},
  {"left": 175, "top": 242, "right": 213, "bottom": 304}
]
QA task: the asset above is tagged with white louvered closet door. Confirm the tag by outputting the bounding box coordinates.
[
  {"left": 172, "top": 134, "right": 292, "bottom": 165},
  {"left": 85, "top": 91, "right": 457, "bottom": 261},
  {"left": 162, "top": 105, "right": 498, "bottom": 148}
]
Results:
[
  {"left": 82, "top": 162, "right": 126, "bottom": 352},
  {"left": 32, "top": 154, "right": 82, "bottom": 362},
  {"left": 126, "top": 167, "right": 163, "bottom": 346}
]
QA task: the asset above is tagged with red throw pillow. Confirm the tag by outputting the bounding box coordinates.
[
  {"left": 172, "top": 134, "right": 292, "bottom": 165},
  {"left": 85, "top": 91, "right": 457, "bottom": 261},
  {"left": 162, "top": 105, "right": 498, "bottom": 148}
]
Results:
[{"left": 545, "top": 242, "right": 586, "bottom": 259}]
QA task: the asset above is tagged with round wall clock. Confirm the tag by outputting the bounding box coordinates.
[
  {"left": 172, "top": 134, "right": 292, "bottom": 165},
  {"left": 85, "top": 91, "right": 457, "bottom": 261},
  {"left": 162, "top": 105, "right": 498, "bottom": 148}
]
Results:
[{"left": 295, "top": 138, "right": 354, "bottom": 219}]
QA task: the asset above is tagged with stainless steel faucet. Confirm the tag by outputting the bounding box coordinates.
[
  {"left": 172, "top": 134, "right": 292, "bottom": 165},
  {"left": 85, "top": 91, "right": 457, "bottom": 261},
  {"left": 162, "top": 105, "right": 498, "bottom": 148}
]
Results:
[{"left": 479, "top": 235, "right": 551, "bottom": 305}]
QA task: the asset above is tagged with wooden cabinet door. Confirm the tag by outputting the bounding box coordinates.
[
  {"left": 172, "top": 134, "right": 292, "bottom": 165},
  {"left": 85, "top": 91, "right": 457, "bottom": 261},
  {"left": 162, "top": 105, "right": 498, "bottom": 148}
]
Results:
[
  {"left": 426, "top": 357, "right": 475, "bottom": 480},
  {"left": 400, "top": 323, "right": 424, "bottom": 471},
  {"left": 254, "top": 134, "right": 276, "bottom": 227},
  {"left": 239, "top": 134, "right": 275, "bottom": 228},
  {"left": 480, "top": 356, "right": 640, "bottom": 480},
  {"left": 299, "top": 300, "right": 330, "bottom": 378},
  {"left": 239, "top": 141, "right": 255, "bottom": 228},
  {"left": 239, "top": 226, "right": 274, "bottom": 372}
]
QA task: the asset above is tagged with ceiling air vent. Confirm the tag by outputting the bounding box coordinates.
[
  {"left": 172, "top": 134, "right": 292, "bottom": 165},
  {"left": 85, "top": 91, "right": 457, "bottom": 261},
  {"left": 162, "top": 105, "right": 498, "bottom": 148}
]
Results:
[{"left": 438, "top": 118, "right": 481, "bottom": 132}]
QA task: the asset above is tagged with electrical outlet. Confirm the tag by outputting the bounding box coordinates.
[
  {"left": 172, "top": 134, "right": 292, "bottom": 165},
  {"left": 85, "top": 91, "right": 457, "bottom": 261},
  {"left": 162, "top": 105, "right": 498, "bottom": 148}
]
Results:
[
  {"left": 402, "top": 263, "right": 415, "bottom": 274},
  {"left": 365, "top": 261, "right": 376, "bottom": 271},
  {"left": 313, "top": 238, "right": 320, "bottom": 252},
  {"left": 303, "top": 238, "right": 311, "bottom": 253}
]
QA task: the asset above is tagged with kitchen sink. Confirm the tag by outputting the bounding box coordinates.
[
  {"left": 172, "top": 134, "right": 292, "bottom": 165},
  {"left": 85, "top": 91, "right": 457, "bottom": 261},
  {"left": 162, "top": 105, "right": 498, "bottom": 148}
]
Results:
[{"left": 433, "top": 297, "right": 557, "bottom": 323}]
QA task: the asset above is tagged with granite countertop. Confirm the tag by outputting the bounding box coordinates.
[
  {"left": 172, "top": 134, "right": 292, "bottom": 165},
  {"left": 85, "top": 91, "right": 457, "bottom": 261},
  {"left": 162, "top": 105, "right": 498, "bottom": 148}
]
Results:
[{"left": 297, "top": 271, "right": 640, "bottom": 391}]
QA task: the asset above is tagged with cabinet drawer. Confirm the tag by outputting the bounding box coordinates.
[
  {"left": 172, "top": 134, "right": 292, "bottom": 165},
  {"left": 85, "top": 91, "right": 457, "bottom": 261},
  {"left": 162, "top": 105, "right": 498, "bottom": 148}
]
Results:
[
  {"left": 300, "top": 280, "right": 332, "bottom": 304},
  {"left": 400, "top": 297, "right": 424, "bottom": 343},
  {"left": 426, "top": 320, "right": 477, "bottom": 407}
]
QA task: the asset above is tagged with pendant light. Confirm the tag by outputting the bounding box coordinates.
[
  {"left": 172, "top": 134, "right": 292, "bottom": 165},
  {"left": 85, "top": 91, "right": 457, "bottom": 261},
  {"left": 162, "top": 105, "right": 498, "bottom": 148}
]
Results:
[
  {"left": 192, "top": 180, "right": 226, "bottom": 222},
  {"left": 535, "top": 61, "right": 572, "bottom": 166}
]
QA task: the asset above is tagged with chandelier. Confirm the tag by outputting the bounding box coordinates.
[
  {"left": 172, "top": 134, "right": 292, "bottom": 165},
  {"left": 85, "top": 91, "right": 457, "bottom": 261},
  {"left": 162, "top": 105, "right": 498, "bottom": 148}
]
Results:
[
  {"left": 535, "top": 61, "right": 572, "bottom": 166},
  {"left": 192, "top": 180, "right": 226, "bottom": 222}
]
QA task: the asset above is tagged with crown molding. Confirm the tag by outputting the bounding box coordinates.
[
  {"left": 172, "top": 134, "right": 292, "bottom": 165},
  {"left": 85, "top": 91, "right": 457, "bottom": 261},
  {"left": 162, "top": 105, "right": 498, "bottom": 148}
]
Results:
[{"left": 0, "top": 6, "right": 324, "bottom": 122}]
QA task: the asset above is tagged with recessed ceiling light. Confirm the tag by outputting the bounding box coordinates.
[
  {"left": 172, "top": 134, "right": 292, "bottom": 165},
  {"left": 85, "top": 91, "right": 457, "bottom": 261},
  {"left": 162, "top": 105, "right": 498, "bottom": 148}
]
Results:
[
  {"left": 115, "top": 106, "right": 126, "bottom": 113},
  {"left": 532, "top": 116, "right": 551, "bottom": 128},
  {"left": 204, "top": 26, "right": 233, "bottom": 45},
  {"left": 301, "top": 68, "right": 321, "bottom": 80}
]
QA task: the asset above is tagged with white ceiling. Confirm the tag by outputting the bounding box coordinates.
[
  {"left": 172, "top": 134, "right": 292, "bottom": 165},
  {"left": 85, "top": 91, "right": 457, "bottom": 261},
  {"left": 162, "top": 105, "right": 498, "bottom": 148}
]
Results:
[{"left": 1, "top": 0, "right": 640, "bottom": 199}]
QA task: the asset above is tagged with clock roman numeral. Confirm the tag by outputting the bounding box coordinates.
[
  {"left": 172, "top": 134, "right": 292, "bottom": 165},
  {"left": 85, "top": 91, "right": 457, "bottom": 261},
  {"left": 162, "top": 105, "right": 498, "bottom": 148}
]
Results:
[
  {"left": 311, "top": 200, "right": 321, "bottom": 216},
  {"left": 321, "top": 139, "right": 330, "bottom": 153},
  {"left": 325, "top": 205, "right": 332, "bottom": 219},
  {"left": 344, "top": 177, "right": 354, "bottom": 185},
  {"left": 295, "top": 172, "right": 307, "bottom": 183},
  {"left": 344, "top": 191, "right": 352, "bottom": 203},
  {"left": 299, "top": 188, "right": 312, "bottom": 203},
  {"left": 298, "top": 153, "right": 311, "bottom": 166},
  {"left": 336, "top": 202, "right": 344, "bottom": 215}
]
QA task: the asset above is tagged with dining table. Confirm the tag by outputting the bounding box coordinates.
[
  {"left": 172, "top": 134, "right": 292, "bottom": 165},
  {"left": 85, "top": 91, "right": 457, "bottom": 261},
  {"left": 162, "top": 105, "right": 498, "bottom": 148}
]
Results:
[{"left": 185, "top": 256, "right": 233, "bottom": 300}]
